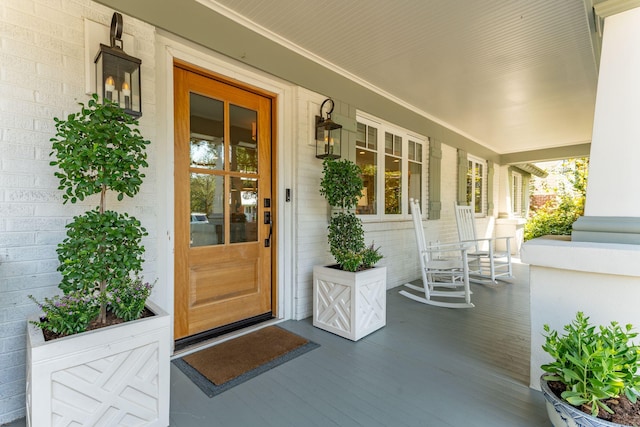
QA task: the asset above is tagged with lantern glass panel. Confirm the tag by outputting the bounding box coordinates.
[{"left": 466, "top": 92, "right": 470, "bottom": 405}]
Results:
[
  {"left": 315, "top": 117, "right": 342, "bottom": 159},
  {"left": 95, "top": 44, "right": 142, "bottom": 117}
]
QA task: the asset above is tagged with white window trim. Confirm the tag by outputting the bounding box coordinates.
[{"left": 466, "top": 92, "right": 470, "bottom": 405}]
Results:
[{"left": 356, "top": 112, "right": 427, "bottom": 221}]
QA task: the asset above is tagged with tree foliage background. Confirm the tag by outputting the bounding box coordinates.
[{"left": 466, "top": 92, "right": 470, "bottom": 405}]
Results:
[{"left": 524, "top": 158, "right": 588, "bottom": 241}]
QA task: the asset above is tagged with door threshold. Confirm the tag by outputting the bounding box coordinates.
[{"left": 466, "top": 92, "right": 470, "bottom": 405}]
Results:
[{"left": 172, "top": 316, "right": 284, "bottom": 359}]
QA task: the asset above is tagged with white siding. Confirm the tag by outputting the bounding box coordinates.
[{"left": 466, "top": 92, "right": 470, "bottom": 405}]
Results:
[{"left": 293, "top": 90, "right": 331, "bottom": 319}]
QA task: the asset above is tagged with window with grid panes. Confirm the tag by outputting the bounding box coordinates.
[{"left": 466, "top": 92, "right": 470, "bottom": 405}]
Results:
[{"left": 356, "top": 114, "right": 427, "bottom": 219}]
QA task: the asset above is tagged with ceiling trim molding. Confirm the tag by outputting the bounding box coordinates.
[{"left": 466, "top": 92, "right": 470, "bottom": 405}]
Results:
[
  {"left": 593, "top": 0, "right": 640, "bottom": 36},
  {"left": 513, "top": 164, "right": 548, "bottom": 178},
  {"left": 500, "top": 143, "right": 591, "bottom": 164}
]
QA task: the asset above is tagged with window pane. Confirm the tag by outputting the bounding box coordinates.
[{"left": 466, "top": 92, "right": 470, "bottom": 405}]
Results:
[
  {"left": 356, "top": 122, "right": 366, "bottom": 147},
  {"left": 190, "top": 136, "right": 223, "bottom": 170},
  {"left": 230, "top": 177, "right": 258, "bottom": 243},
  {"left": 356, "top": 149, "right": 377, "bottom": 215},
  {"left": 385, "top": 132, "right": 393, "bottom": 154},
  {"left": 385, "top": 155, "right": 401, "bottom": 214},
  {"left": 367, "top": 126, "right": 377, "bottom": 150},
  {"left": 466, "top": 160, "right": 473, "bottom": 206},
  {"left": 394, "top": 135, "right": 402, "bottom": 156},
  {"left": 190, "top": 93, "right": 224, "bottom": 170},
  {"left": 190, "top": 173, "right": 224, "bottom": 247},
  {"left": 229, "top": 104, "right": 258, "bottom": 174},
  {"left": 408, "top": 161, "right": 421, "bottom": 214},
  {"left": 474, "top": 163, "right": 483, "bottom": 213}
]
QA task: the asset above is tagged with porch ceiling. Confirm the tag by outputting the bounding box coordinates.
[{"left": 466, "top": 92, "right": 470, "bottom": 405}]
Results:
[
  {"left": 203, "top": 0, "right": 600, "bottom": 158},
  {"left": 97, "top": 0, "right": 601, "bottom": 160}
]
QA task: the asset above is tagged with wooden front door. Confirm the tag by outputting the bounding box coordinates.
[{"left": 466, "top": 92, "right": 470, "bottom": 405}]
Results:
[{"left": 174, "top": 63, "right": 274, "bottom": 340}]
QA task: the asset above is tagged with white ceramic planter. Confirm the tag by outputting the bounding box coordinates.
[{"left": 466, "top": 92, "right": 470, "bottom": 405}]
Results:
[
  {"left": 26, "top": 300, "right": 170, "bottom": 427},
  {"left": 313, "top": 265, "right": 387, "bottom": 341},
  {"left": 540, "top": 376, "right": 625, "bottom": 427}
]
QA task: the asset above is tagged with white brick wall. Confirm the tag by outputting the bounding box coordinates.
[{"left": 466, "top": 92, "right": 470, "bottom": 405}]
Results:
[{"left": 0, "top": 0, "right": 156, "bottom": 422}]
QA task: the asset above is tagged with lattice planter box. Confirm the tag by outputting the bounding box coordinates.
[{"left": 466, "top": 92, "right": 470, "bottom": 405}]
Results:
[
  {"left": 26, "top": 301, "right": 170, "bottom": 427},
  {"left": 313, "top": 265, "right": 387, "bottom": 341}
]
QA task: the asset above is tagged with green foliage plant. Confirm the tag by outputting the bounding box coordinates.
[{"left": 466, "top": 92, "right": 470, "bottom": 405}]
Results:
[
  {"left": 319, "top": 158, "right": 383, "bottom": 272},
  {"left": 361, "top": 242, "right": 383, "bottom": 269},
  {"left": 541, "top": 312, "right": 640, "bottom": 417},
  {"left": 28, "top": 292, "right": 101, "bottom": 336},
  {"left": 29, "top": 94, "right": 153, "bottom": 336},
  {"left": 106, "top": 278, "right": 154, "bottom": 322},
  {"left": 525, "top": 158, "right": 588, "bottom": 241},
  {"left": 524, "top": 195, "right": 584, "bottom": 241}
]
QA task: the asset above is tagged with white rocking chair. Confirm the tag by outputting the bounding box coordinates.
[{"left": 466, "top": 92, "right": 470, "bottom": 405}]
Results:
[
  {"left": 453, "top": 203, "right": 513, "bottom": 283},
  {"left": 399, "top": 199, "right": 474, "bottom": 309}
]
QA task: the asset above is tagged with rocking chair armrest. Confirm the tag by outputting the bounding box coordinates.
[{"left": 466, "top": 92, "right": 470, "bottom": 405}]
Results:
[
  {"left": 423, "top": 241, "right": 473, "bottom": 253},
  {"left": 459, "top": 236, "right": 512, "bottom": 245}
]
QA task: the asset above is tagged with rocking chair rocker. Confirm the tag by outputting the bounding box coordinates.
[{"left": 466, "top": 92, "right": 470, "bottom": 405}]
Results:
[
  {"left": 399, "top": 199, "right": 474, "bottom": 309},
  {"left": 453, "top": 203, "right": 513, "bottom": 283}
]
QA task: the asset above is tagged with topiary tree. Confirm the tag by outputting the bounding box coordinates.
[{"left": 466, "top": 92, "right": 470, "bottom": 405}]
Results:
[
  {"left": 319, "top": 158, "right": 382, "bottom": 271},
  {"left": 49, "top": 94, "right": 150, "bottom": 324}
]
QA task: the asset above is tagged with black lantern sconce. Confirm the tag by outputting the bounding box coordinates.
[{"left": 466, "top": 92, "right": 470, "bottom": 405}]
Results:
[
  {"left": 94, "top": 13, "right": 142, "bottom": 117},
  {"left": 315, "top": 98, "right": 342, "bottom": 159}
]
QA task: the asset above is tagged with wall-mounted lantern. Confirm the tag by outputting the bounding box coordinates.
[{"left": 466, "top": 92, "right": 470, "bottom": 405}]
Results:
[
  {"left": 94, "top": 12, "right": 142, "bottom": 117},
  {"left": 315, "top": 98, "right": 342, "bottom": 159}
]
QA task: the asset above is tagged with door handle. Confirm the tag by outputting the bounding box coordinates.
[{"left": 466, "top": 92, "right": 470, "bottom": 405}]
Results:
[{"left": 264, "top": 211, "right": 272, "bottom": 247}]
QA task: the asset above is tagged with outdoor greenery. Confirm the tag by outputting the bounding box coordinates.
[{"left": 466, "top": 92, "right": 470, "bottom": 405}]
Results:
[
  {"left": 320, "top": 158, "right": 383, "bottom": 272},
  {"left": 28, "top": 292, "right": 100, "bottom": 336},
  {"left": 29, "top": 94, "right": 153, "bottom": 336},
  {"left": 524, "top": 158, "right": 588, "bottom": 241},
  {"left": 541, "top": 312, "right": 640, "bottom": 417}
]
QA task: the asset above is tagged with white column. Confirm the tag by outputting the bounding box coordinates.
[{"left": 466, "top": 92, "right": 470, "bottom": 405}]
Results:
[{"left": 572, "top": 5, "right": 640, "bottom": 242}]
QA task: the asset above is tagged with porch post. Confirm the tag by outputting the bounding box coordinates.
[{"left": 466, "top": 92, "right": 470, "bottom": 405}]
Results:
[
  {"left": 522, "top": 3, "right": 640, "bottom": 390},
  {"left": 572, "top": 5, "right": 640, "bottom": 243}
]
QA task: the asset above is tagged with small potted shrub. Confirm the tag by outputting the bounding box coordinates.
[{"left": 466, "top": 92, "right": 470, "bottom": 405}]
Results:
[
  {"left": 26, "top": 95, "right": 170, "bottom": 427},
  {"left": 540, "top": 311, "right": 640, "bottom": 426},
  {"left": 313, "top": 158, "right": 386, "bottom": 341}
]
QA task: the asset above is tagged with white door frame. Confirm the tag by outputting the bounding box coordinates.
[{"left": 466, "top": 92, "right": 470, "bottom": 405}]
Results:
[{"left": 154, "top": 32, "right": 296, "bottom": 351}]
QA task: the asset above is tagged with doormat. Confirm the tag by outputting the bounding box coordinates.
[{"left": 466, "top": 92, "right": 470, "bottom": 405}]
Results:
[{"left": 172, "top": 325, "right": 319, "bottom": 397}]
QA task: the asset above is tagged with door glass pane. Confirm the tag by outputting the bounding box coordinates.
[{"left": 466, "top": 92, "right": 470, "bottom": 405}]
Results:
[
  {"left": 230, "top": 177, "right": 258, "bottom": 243},
  {"left": 230, "top": 104, "right": 258, "bottom": 174},
  {"left": 190, "top": 93, "right": 224, "bottom": 170},
  {"left": 190, "top": 173, "right": 224, "bottom": 247}
]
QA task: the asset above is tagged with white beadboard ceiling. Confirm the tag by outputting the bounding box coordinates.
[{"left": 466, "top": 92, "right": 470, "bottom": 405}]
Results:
[{"left": 206, "top": 0, "right": 599, "bottom": 156}]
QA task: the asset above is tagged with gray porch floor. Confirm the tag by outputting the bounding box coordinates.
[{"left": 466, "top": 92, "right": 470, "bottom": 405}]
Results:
[{"left": 9, "top": 261, "right": 551, "bottom": 426}]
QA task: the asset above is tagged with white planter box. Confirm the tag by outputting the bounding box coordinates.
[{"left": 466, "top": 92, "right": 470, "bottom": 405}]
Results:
[
  {"left": 26, "top": 300, "right": 171, "bottom": 427},
  {"left": 313, "top": 265, "right": 387, "bottom": 341}
]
